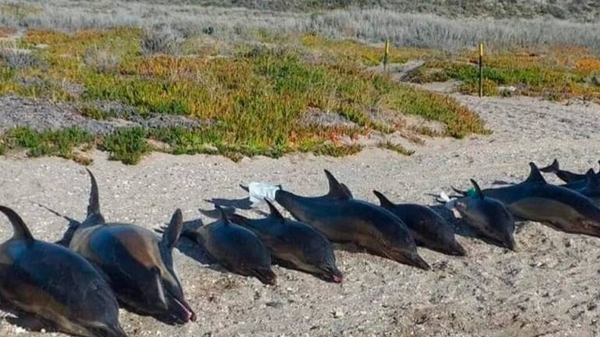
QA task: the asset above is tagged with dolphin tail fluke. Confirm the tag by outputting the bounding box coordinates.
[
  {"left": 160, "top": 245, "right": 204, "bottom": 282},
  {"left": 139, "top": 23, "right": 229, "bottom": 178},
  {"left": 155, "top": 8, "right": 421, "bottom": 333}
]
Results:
[
  {"left": 0, "top": 205, "right": 35, "bottom": 244},
  {"left": 451, "top": 186, "right": 467, "bottom": 196},
  {"left": 539, "top": 159, "right": 559, "bottom": 173}
]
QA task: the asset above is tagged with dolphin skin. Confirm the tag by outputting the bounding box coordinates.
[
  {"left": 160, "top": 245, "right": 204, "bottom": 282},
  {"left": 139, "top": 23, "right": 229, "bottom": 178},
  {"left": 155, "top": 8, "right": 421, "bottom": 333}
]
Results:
[
  {"left": 453, "top": 163, "right": 600, "bottom": 237},
  {"left": 65, "top": 169, "right": 196, "bottom": 325},
  {"left": 540, "top": 158, "right": 600, "bottom": 183},
  {"left": 373, "top": 190, "right": 467, "bottom": 256},
  {"left": 559, "top": 169, "right": 600, "bottom": 206},
  {"left": 181, "top": 205, "right": 277, "bottom": 285},
  {"left": 452, "top": 180, "right": 516, "bottom": 250},
  {"left": 226, "top": 199, "right": 343, "bottom": 283},
  {"left": 0, "top": 205, "right": 126, "bottom": 337},
  {"left": 266, "top": 169, "right": 430, "bottom": 270}
]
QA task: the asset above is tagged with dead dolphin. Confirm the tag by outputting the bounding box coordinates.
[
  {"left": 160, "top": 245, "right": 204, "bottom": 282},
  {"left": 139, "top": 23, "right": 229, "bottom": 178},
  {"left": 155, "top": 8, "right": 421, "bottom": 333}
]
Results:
[
  {"left": 180, "top": 205, "right": 276, "bottom": 285},
  {"left": 252, "top": 169, "right": 430, "bottom": 270},
  {"left": 372, "top": 190, "right": 467, "bottom": 256},
  {"left": 540, "top": 158, "right": 599, "bottom": 183},
  {"left": 451, "top": 180, "right": 516, "bottom": 250},
  {"left": 560, "top": 169, "right": 600, "bottom": 206},
  {"left": 453, "top": 163, "right": 600, "bottom": 237},
  {"left": 0, "top": 205, "right": 127, "bottom": 337},
  {"left": 226, "top": 199, "right": 343, "bottom": 283},
  {"left": 64, "top": 169, "right": 196, "bottom": 325}
]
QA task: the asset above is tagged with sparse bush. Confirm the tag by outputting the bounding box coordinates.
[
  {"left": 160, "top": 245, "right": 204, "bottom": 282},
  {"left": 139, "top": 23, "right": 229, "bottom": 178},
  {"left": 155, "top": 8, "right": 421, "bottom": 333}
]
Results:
[
  {"left": 141, "top": 26, "right": 183, "bottom": 55},
  {"left": 0, "top": 48, "right": 45, "bottom": 70},
  {"left": 100, "top": 127, "right": 149, "bottom": 164},
  {"left": 83, "top": 46, "right": 120, "bottom": 73}
]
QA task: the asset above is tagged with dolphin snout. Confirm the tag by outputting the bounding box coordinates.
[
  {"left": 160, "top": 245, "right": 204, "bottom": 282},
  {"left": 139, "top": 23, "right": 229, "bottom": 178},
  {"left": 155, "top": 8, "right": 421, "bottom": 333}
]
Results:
[
  {"left": 392, "top": 250, "right": 431, "bottom": 271},
  {"left": 450, "top": 242, "right": 467, "bottom": 256},
  {"left": 503, "top": 234, "right": 517, "bottom": 251},
  {"left": 252, "top": 268, "right": 277, "bottom": 286},
  {"left": 409, "top": 253, "right": 431, "bottom": 271},
  {"left": 171, "top": 297, "right": 196, "bottom": 324},
  {"left": 323, "top": 265, "right": 344, "bottom": 283}
]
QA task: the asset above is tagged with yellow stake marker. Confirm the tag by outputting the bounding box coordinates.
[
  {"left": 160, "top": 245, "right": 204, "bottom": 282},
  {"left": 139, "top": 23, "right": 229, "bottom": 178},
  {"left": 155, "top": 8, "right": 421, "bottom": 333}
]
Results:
[
  {"left": 383, "top": 39, "right": 390, "bottom": 71},
  {"left": 478, "top": 42, "right": 484, "bottom": 97}
]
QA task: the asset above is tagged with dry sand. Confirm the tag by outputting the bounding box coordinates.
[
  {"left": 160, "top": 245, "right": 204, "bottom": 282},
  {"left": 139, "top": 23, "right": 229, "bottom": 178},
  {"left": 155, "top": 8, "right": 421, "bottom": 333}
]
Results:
[{"left": 1, "top": 93, "right": 600, "bottom": 337}]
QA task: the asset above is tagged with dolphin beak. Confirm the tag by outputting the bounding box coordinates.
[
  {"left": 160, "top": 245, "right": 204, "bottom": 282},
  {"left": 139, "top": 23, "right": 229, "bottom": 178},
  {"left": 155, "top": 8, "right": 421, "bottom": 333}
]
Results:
[
  {"left": 505, "top": 236, "right": 516, "bottom": 251},
  {"left": 324, "top": 266, "right": 344, "bottom": 283},
  {"left": 174, "top": 298, "right": 196, "bottom": 323},
  {"left": 253, "top": 268, "right": 277, "bottom": 286},
  {"left": 108, "top": 324, "right": 128, "bottom": 337},
  {"left": 451, "top": 242, "right": 468, "bottom": 256},
  {"left": 397, "top": 251, "right": 431, "bottom": 270}
]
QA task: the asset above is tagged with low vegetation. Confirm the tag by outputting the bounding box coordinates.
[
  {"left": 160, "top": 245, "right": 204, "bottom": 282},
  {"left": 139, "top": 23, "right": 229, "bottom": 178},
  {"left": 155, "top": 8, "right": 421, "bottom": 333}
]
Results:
[
  {"left": 409, "top": 46, "right": 600, "bottom": 101},
  {"left": 0, "top": 26, "right": 489, "bottom": 164},
  {"left": 2, "top": 2, "right": 599, "bottom": 165}
]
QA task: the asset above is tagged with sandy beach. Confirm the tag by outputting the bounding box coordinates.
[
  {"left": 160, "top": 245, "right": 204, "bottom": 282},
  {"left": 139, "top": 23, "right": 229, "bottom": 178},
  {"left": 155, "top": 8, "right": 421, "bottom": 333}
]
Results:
[{"left": 2, "top": 93, "right": 600, "bottom": 337}]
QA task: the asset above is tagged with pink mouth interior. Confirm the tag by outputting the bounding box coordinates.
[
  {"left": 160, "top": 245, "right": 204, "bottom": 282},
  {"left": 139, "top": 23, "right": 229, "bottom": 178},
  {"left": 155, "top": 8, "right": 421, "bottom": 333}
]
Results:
[
  {"left": 174, "top": 298, "right": 195, "bottom": 322},
  {"left": 332, "top": 275, "right": 343, "bottom": 283}
]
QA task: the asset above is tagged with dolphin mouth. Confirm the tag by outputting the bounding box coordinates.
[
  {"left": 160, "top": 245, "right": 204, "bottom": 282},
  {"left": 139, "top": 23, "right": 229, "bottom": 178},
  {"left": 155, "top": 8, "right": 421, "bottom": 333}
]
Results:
[
  {"left": 252, "top": 268, "right": 277, "bottom": 286},
  {"left": 443, "top": 242, "right": 467, "bottom": 256},
  {"left": 170, "top": 297, "right": 196, "bottom": 323},
  {"left": 331, "top": 274, "right": 343, "bottom": 283},
  {"left": 503, "top": 236, "right": 516, "bottom": 251},
  {"left": 322, "top": 268, "right": 344, "bottom": 283},
  {"left": 387, "top": 250, "right": 431, "bottom": 270}
]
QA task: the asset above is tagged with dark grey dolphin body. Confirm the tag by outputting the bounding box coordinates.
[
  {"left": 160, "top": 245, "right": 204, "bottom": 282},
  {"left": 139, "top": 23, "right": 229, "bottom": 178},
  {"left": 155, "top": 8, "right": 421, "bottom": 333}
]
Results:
[
  {"left": 0, "top": 205, "right": 126, "bottom": 337},
  {"left": 560, "top": 169, "right": 600, "bottom": 206},
  {"left": 267, "top": 170, "right": 430, "bottom": 270},
  {"left": 226, "top": 200, "right": 343, "bottom": 283},
  {"left": 181, "top": 206, "right": 276, "bottom": 285},
  {"left": 453, "top": 163, "right": 600, "bottom": 237},
  {"left": 373, "top": 191, "right": 467, "bottom": 256},
  {"left": 540, "top": 159, "right": 600, "bottom": 183},
  {"left": 64, "top": 169, "right": 195, "bottom": 325},
  {"left": 452, "top": 180, "right": 516, "bottom": 250}
]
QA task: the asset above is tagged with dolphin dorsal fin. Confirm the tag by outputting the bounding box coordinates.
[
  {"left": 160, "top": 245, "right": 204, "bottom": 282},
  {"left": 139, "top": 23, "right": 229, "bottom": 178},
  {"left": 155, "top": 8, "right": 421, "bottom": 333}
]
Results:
[
  {"left": 586, "top": 169, "right": 600, "bottom": 191},
  {"left": 525, "top": 162, "right": 547, "bottom": 184},
  {"left": 372, "top": 190, "right": 395, "bottom": 208},
  {"left": 469, "top": 179, "right": 485, "bottom": 200},
  {"left": 265, "top": 199, "right": 284, "bottom": 222},
  {"left": 162, "top": 208, "right": 183, "bottom": 251},
  {"left": 215, "top": 205, "right": 230, "bottom": 226},
  {"left": 0, "top": 205, "right": 35, "bottom": 245},
  {"left": 340, "top": 183, "right": 354, "bottom": 198},
  {"left": 83, "top": 169, "right": 106, "bottom": 227},
  {"left": 324, "top": 170, "right": 351, "bottom": 200}
]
